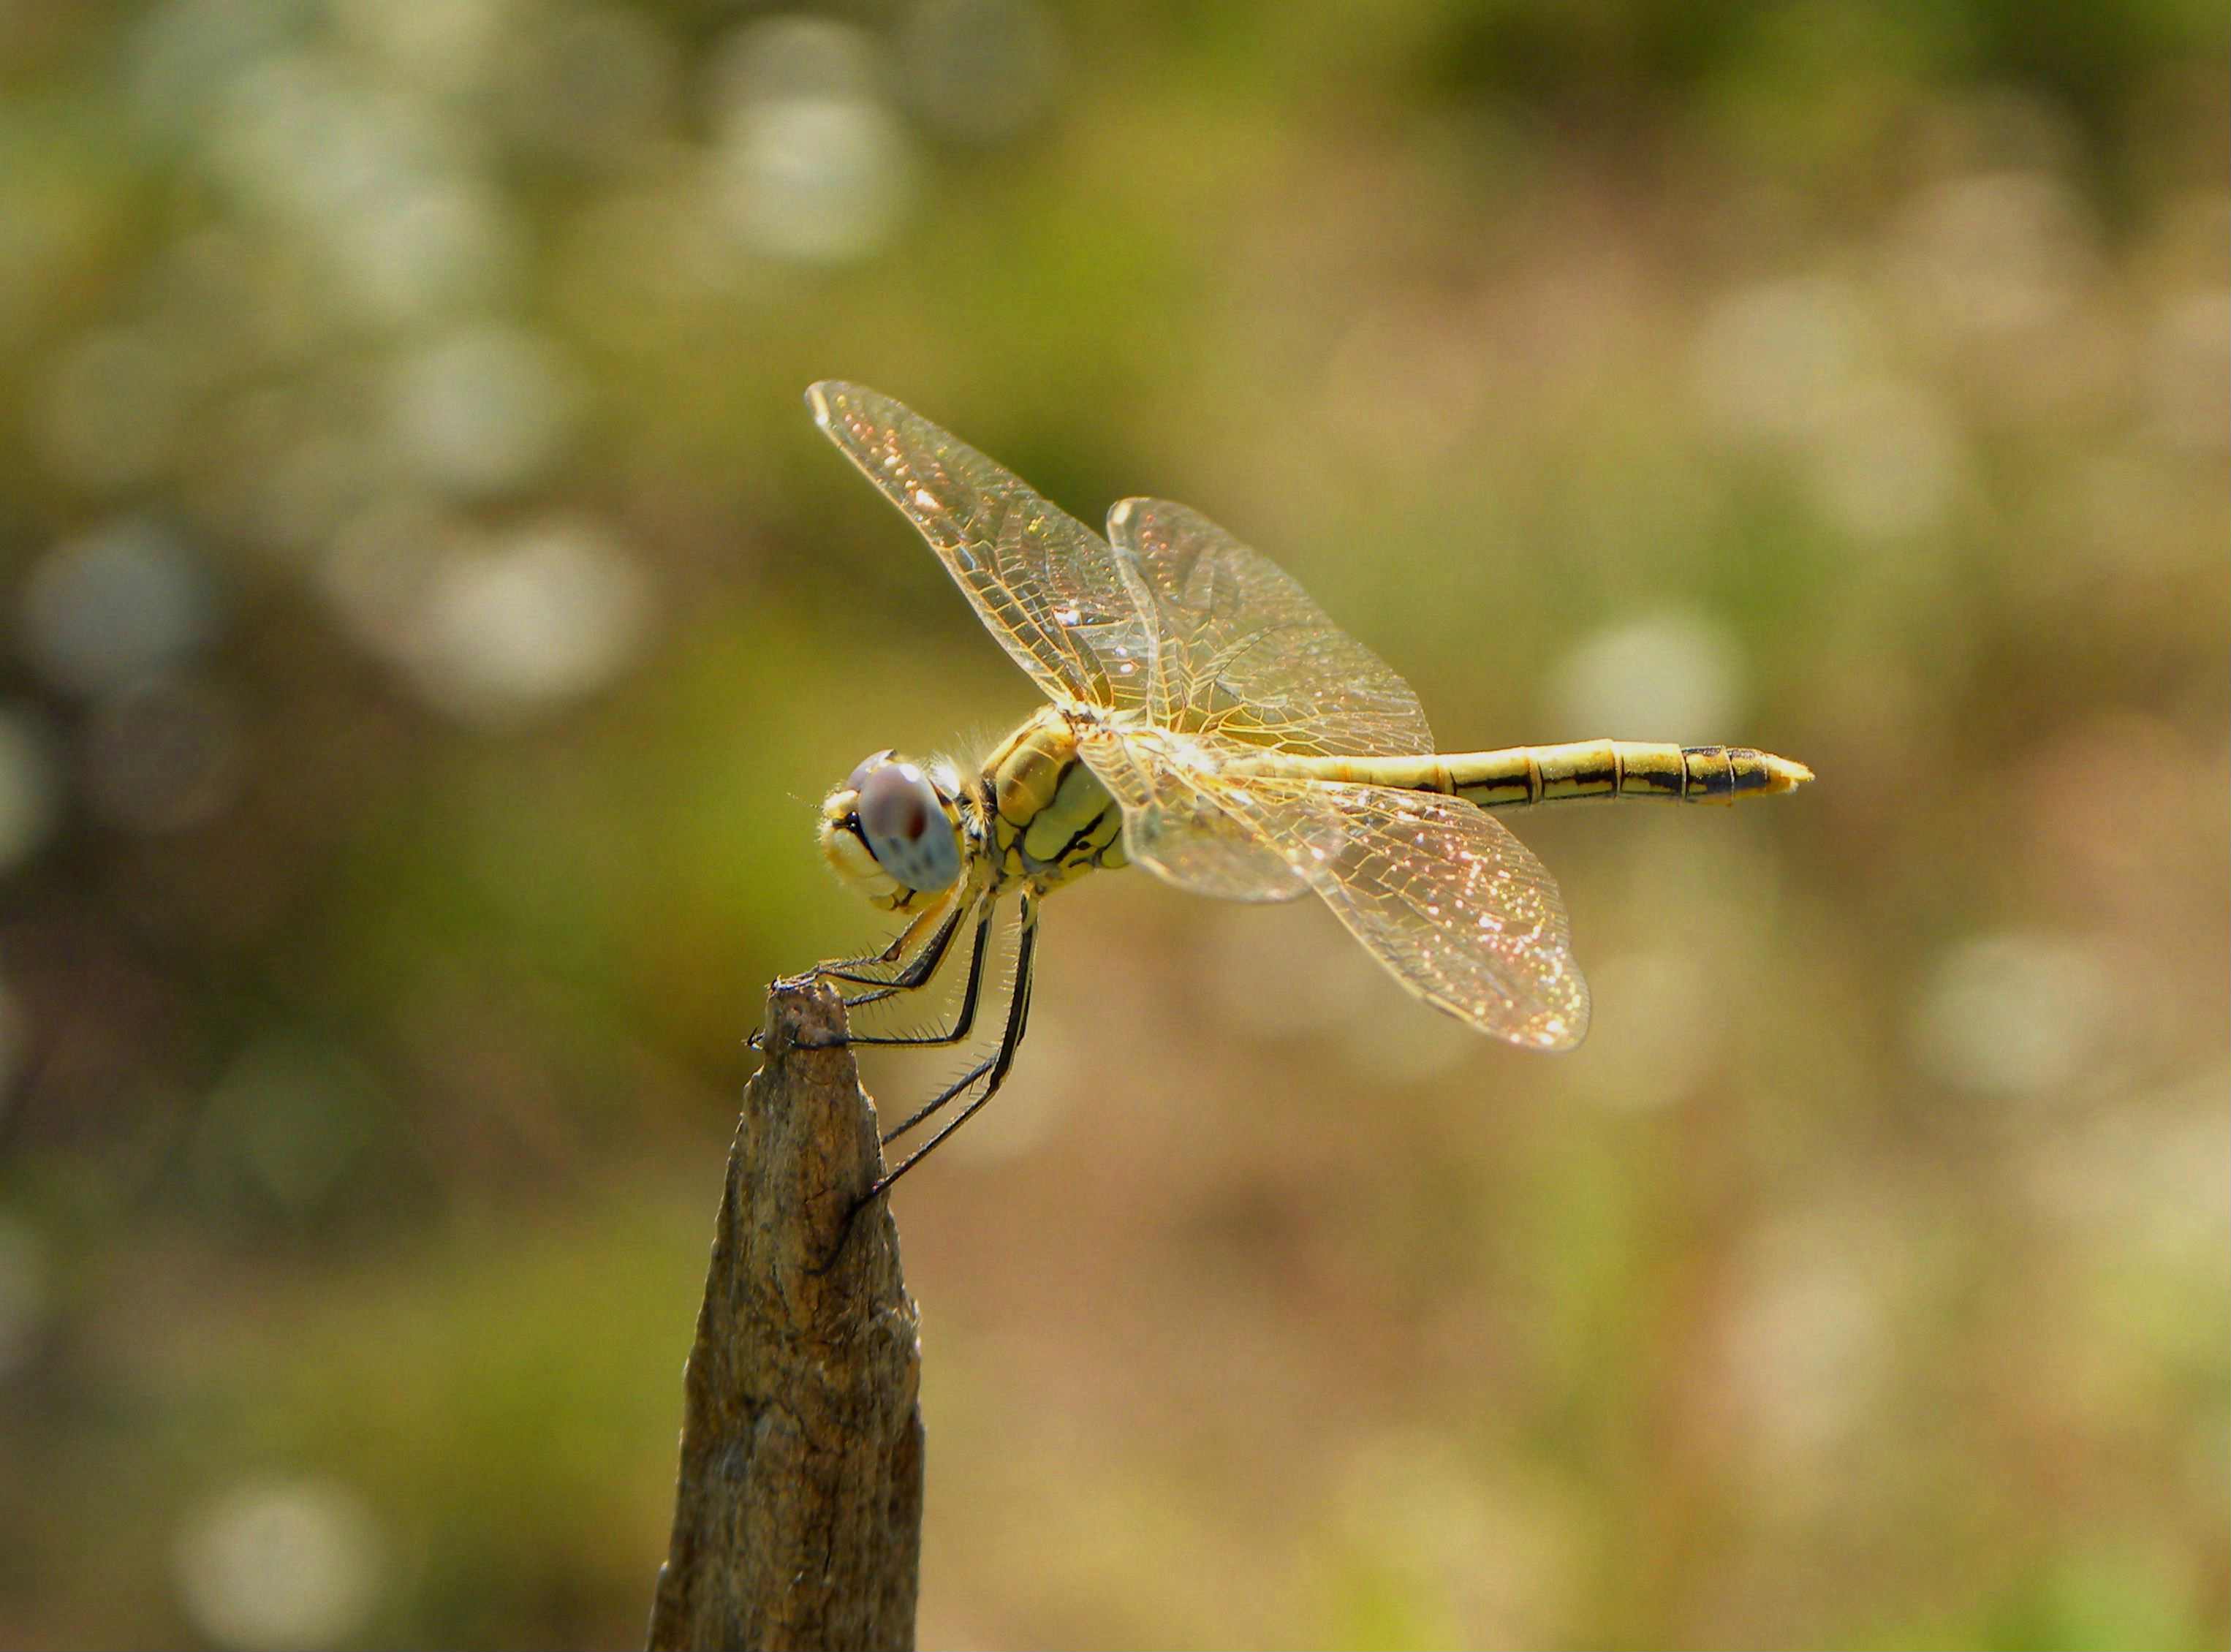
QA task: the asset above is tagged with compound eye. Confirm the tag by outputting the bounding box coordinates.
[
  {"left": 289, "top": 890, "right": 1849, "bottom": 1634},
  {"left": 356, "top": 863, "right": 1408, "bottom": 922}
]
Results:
[
  {"left": 857, "top": 762, "right": 931, "bottom": 844},
  {"left": 846, "top": 749, "right": 896, "bottom": 795},
  {"left": 855, "top": 761, "right": 960, "bottom": 891}
]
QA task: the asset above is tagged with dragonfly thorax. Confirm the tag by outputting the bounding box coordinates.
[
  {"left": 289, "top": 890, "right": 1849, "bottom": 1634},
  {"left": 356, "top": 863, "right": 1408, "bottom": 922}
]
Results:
[
  {"left": 819, "top": 750, "right": 968, "bottom": 910},
  {"left": 980, "top": 706, "right": 1130, "bottom": 894}
]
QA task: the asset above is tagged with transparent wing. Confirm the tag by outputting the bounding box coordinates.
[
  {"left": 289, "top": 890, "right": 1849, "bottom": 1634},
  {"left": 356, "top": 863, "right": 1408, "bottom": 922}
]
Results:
[
  {"left": 1282, "top": 779, "right": 1588, "bottom": 1050},
  {"left": 810, "top": 382, "right": 1157, "bottom": 712},
  {"left": 1086, "top": 727, "right": 1588, "bottom": 1045},
  {"left": 1105, "top": 497, "right": 1435, "bottom": 757},
  {"left": 1229, "top": 775, "right": 1587, "bottom": 1047},
  {"left": 1072, "top": 499, "right": 1442, "bottom": 906},
  {"left": 1075, "top": 722, "right": 1317, "bottom": 903}
]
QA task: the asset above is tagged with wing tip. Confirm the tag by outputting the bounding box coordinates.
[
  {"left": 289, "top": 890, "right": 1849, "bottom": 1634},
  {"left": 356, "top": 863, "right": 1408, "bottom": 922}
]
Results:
[
  {"left": 805, "top": 380, "right": 849, "bottom": 429},
  {"left": 1534, "top": 1006, "right": 1590, "bottom": 1052},
  {"left": 1551, "top": 977, "right": 1593, "bottom": 1050},
  {"left": 1418, "top": 976, "right": 1591, "bottom": 1051},
  {"left": 1499, "top": 990, "right": 1590, "bottom": 1051}
]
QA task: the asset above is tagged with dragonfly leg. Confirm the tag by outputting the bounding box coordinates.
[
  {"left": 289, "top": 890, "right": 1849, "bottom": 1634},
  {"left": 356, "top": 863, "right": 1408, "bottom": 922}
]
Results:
[
  {"left": 792, "top": 896, "right": 953, "bottom": 990},
  {"left": 825, "top": 895, "right": 973, "bottom": 1008},
  {"left": 840, "top": 893, "right": 999, "bottom": 1049},
  {"left": 755, "top": 896, "right": 961, "bottom": 1050},
  {"left": 863, "top": 893, "right": 1039, "bottom": 1201}
]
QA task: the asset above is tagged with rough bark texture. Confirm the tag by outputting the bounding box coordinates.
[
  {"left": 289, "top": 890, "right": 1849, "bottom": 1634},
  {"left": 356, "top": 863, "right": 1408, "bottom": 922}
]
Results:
[{"left": 648, "top": 980, "right": 923, "bottom": 1652}]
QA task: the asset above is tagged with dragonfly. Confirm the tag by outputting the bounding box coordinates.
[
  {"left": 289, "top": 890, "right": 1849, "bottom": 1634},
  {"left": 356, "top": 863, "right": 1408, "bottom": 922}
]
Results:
[{"left": 791, "top": 382, "right": 1811, "bottom": 1198}]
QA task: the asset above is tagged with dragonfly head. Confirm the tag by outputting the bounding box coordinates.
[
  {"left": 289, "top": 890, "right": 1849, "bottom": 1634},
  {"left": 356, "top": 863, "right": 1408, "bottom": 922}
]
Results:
[{"left": 820, "top": 750, "right": 966, "bottom": 909}]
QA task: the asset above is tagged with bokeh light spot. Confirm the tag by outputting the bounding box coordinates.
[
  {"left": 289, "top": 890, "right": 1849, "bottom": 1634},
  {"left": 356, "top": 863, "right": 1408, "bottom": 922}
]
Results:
[
  {"left": 1806, "top": 378, "right": 1967, "bottom": 540},
  {"left": 1548, "top": 609, "right": 1745, "bottom": 738},
  {"left": 2143, "top": 289, "right": 2231, "bottom": 454},
  {"left": 18, "top": 519, "right": 216, "bottom": 700},
  {"left": 343, "top": 176, "right": 518, "bottom": 326},
  {"left": 172, "top": 1477, "right": 384, "bottom": 1651},
  {"left": 715, "top": 95, "right": 914, "bottom": 265},
  {"left": 1889, "top": 170, "right": 2099, "bottom": 339},
  {"left": 1910, "top": 931, "right": 2111, "bottom": 1099},
  {"left": 405, "top": 515, "right": 654, "bottom": 730},
  {"left": 710, "top": 18, "right": 913, "bottom": 265},
  {"left": 388, "top": 324, "right": 579, "bottom": 498},
  {"left": 1691, "top": 276, "right": 1871, "bottom": 442}
]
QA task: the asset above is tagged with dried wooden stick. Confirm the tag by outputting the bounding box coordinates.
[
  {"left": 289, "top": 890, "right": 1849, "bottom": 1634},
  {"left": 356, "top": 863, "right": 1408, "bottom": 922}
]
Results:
[{"left": 648, "top": 980, "right": 922, "bottom": 1652}]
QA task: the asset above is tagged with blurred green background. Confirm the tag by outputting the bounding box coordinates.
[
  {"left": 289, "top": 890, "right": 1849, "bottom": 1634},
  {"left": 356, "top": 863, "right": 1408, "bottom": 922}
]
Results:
[{"left": 1, "top": 0, "right": 2225, "bottom": 1646}]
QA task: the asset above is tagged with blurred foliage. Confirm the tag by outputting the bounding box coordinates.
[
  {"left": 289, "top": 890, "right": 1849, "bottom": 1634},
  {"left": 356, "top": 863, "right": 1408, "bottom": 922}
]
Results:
[{"left": 0, "top": 0, "right": 2225, "bottom": 1646}]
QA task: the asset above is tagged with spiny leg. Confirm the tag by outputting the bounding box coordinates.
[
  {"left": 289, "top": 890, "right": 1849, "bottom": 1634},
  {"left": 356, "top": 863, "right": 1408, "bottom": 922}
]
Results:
[
  {"left": 841, "top": 893, "right": 998, "bottom": 1050},
  {"left": 802, "top": 895, "right": 958, "bottom": 990},
  {"left": 754, "top": 894, "right": 970, "bottom": 1051},
  {"left": 865, "top": 892, "right": 1039, "bottom": 1201},
  {"left": 874, "top": 898, "right": 1023, "bottom": 1138},
  {"left": 827, "top": 894, "right": 975, "bottom": 1012}
]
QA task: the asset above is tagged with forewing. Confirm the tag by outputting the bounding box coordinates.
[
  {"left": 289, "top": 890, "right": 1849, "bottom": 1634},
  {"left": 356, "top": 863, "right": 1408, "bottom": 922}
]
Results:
[
  {"left": 1106, "top": 497, "right": 1435, "bottom": 757},
  {"left": 811, "top": 382, "right": 1156, "bottom": 711},
  {"left": 1220, "top": 776, "right": 1590, "bottom": 1048}
]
